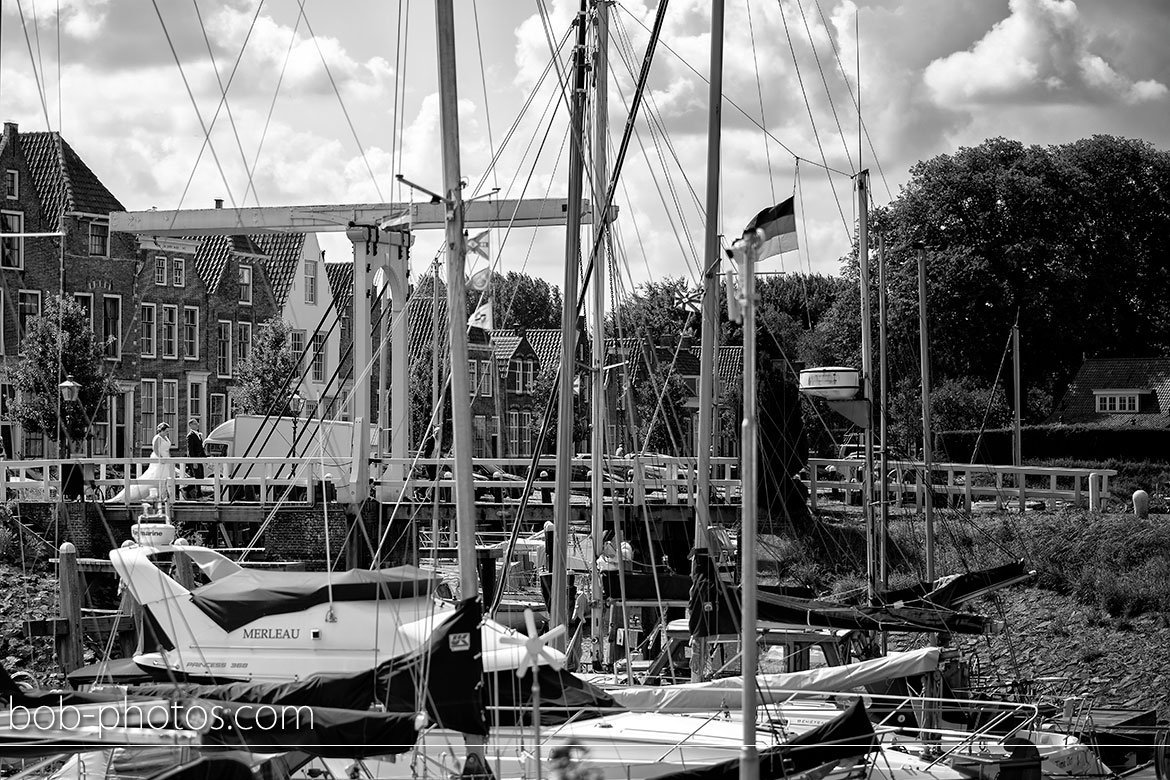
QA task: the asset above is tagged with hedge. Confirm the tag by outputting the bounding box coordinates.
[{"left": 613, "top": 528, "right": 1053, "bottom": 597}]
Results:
[{"left": 935, "top": 425, "right": 1170, "bottom": 464}]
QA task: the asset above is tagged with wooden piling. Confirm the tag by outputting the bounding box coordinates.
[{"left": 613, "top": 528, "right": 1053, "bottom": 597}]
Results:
[{"left": 57, "top": 542, "right": 83, "bottom": 673}]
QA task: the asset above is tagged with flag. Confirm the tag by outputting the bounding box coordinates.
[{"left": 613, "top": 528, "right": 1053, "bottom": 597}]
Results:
[
  {"left": 742, "top": 196, "right": 798, "bottom": 261},
  {"left": 467, "top": 267, "right": 491, "bottom": 292},
  {"left": 467, "top": 230, "right": 490, "bottom": 260},
  {"left": 469, "top": 300, "right": 493, "bottom": 331}
]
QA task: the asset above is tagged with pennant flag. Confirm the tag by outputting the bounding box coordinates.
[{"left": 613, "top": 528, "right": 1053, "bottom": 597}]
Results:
[
  {"left": 469, "top": 300, "right": 493, "bottom": 331},
  {"left": 467, "top": 230, "right": 490, "bottom": 260},
  {"left": 468, "top": 266, "right": 491, "bottom": 292},
  {"left": 742, "top": 196, "right": 798, "bottom": 261}
]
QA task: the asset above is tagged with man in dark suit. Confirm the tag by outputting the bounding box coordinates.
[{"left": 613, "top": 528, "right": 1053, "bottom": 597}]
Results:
[{"left": 185, "top": 418, "right": 205, "bottom": 499}]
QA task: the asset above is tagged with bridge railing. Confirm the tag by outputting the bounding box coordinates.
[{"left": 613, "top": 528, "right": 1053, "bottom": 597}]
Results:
[
  {"left": 805, "top": 458, "right": 1117, "bottom": 512},
  {"left": 0, "top": 454, "right": 744, "bottom": 508}
]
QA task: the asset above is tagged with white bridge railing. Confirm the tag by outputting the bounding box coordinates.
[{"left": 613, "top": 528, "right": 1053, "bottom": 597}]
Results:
[
  {"left": 0, "top": 455, "right": 743, "bottom": 508},
  {"left": 805, "top": 458, "right": 1116, "bottom": 512}
]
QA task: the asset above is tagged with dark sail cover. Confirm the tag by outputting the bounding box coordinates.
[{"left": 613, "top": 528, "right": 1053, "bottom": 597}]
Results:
[
  {"left": 377, "top": 598, "right": 489, "bottom": 736},
  {"left": 687, "top": 551, "right": 740, "bottom": 638},
  {"left": 601, "top": 570, "right": 692, "bottom": 601},
  {"left": 757, "top": 590, "right": 990, "bottom": 634},
  {"left": 875, "top": 560, "right": 1033, "bottom": 610},
  {"left": 484, "top": 665, "right": 619, "bottom": 726},
  {"left": 189, "top": 565, "right": 436, "bottom": 632},
  {"left": 647, "top": 699, "right": 877, "bottom": 780},
  {"left": 202, "top": 702, "right": 419, "bottom": 757},
  {"left": 132, "top": 667, "right": 377, "bottom": 711}
]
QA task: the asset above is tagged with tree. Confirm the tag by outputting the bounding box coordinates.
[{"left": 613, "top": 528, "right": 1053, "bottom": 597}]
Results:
[
  {"left": 232, "top": 319, "right": 300, "bottom": 415},
  {"left": 5, "top": 296, "right": 118, "bottom": 454}
]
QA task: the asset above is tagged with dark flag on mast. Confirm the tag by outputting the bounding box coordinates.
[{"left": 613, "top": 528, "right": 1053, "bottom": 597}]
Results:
[{"left": 742, "top": 196, "right": 798, "bottom": 261}]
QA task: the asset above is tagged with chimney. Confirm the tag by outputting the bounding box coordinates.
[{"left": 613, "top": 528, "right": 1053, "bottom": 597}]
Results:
[
  {"left": 3, "top": 122, "right": 17, "bottom": 139},
  {"left": 214, "top": 198, "right": 224, "bottom": 209}
]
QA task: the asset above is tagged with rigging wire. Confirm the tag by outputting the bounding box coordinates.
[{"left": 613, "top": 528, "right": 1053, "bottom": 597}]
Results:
[
  {"left": 774, "top": 0, "right": 849, "bottom": 236},
  {"left": 743, "top": 0, "right": 775, "bottom": 202},
  {"left": 13, "top": 0, "right": 52, "bottom": 130},
  {"left": 297, "top": 0, "right": 384, "bottom": 200},
  {"left": 245, "top": 3, "right": 308, "bottom": 206},
  {"left": 191, "top": 0, "right": 262, "bottom": 209},
  {"left": 792, "top": 0, "right": 854, "bottom": 176}
]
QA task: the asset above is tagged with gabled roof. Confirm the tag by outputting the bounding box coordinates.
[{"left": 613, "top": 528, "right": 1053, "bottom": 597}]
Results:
[
  {"left": 324, "top": 261, "right": 353, "bottom": 309},
  {"left": 191, "top": 235, "right": 267, "bottom": 296},
  {"left": 407, "top": 288, "right": 449, "bottom": 365},
  {"left": 253, "top": 233, "right": 306, "bottom": 309},
  {"left": 715, "top": 345, "right": 743, "bottom": 388},
  {"left": 490, "top": 334, "right": 523, "bottom": 363},
  {"left": 1046, "top": 356, "right": 1170, "bottom": 429},
  {"left": 524, "top": 329, "right": 562, "bottom": 373},
  {"left": 18, "top": 131, "right": 124, "bottom": 223}
]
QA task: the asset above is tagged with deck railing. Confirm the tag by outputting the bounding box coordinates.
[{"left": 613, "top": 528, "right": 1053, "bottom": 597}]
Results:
[
  {"left": 0, "top": 454, "right": 743, "bottom": 508},
  {"left": 805, "top": 458, "right": 1116, "bottom": 512}
]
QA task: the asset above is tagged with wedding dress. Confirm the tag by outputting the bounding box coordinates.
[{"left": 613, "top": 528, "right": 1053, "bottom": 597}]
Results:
[{"left": 106, "top": 433, "right": 181, "bottom": 504}]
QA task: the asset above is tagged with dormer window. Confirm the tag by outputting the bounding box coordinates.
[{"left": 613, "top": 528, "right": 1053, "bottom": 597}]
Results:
[
  {"left": 4, "top": 170, "right": 17, "bottom": 200},
  {"left": 1094, "top": 390, "right": 1142, "bottom": 413},
  {"left": 239, "top": 264, "right": 253, "bottom": 304}
]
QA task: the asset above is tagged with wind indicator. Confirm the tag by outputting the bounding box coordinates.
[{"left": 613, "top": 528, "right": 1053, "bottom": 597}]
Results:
[{"left": 499, "top": 608, "right": 565, "bottom": 780}]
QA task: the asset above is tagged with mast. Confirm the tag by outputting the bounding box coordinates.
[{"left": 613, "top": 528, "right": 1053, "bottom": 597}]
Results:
[
  {"left": 916, "top": 243, "right": 935, "bottom": 583},
  {"left": 590, "top": 0, "right": 610, "bottom": 649},
  {"left": 878, "top": 234, "right": 888, "bottom": 592},
  {"left": 739, "top": 235, "right": 760, "bottom": 780},
  {"left": 693, "top": 0, "right": 725, "bottom": 683},
  {"left": 552, "top": 0, "right": 589, "bottom": 645},
  {"left": 1013, "top": 317, "right": 1022, "bottom": 468},
  {"left": 857, "top": 171, "right": 876, "bottom": 601},
  {"left": 434, "top": 0, "right": 477, "bottom": 600}
]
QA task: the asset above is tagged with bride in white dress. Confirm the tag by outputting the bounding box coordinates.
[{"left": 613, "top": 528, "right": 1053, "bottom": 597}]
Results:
[{"left": 107, "top": 423, "right": 180, "bottom": 503}]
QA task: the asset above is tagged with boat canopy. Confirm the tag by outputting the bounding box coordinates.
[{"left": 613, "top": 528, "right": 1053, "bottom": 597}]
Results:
[
  {"left": 189, "top": 565, "right": 436, "bottom": 632},
  {"left": 605, "top": 647, "right": 939, "bottom": 711}
]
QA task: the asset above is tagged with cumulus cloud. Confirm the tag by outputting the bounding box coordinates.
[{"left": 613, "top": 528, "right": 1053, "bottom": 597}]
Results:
[{"left": 924, "top": 0, "right": 1168, "bottom": 107}]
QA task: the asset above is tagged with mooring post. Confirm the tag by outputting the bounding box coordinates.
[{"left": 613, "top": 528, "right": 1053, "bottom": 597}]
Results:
[
  {"left": 173, "top": 550, "right": 195, "bottom": 590},
  {"left": 57, "top": 542, "right": 82, "bottom": 674}
]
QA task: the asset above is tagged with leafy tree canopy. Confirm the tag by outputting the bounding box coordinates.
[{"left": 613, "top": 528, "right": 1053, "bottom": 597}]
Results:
[
  {"left": 5, "top": 295, "right": 118, "bottom": 449},
  {"left": 232, "top": 318, "right": 301, "bottom": 415}
]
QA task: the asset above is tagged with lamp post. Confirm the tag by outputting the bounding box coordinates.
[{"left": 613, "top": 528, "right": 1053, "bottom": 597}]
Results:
[
  {"left": 58, "top": 375, "right": 82, "bottom": 499},
  {"left": 289, "top": 390, "right": 305, "bottom": 457}
]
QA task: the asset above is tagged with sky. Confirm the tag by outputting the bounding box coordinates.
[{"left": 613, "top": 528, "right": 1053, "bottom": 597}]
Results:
[{"left": 1, "top": 0, "right": 1166, "bottom": 298}]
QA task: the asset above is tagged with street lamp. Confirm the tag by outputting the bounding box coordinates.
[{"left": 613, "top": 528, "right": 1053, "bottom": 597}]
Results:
[
  {"left": 57, "top": 375, "right": 83, "bottom": 498},
  {"left": 289, "top": 390, "right": 305, "bottom": 454}
]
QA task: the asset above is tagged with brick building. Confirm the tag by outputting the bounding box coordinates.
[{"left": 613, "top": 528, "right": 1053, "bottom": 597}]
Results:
[{"left": 0, "top": 122, "right": 138, "bottom": 458}]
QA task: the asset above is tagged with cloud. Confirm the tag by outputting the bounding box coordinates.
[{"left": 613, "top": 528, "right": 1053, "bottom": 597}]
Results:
[{"left": 924, "top": 0, "right": 1168, "bottom": 107}]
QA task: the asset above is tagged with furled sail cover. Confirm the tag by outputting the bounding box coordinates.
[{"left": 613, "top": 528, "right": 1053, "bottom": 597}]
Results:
[
  {"left": 132, "top": 666, "right": 377, "bottom": 711},
  {"left": 485, "top": 665, "right": 620, "bottom": 726},
  {"left": 377, "top": 598, "right": 489, "bottom": 736},
  {"left": 202, "top": 702, "right": 419, "bottom": 757},
  {"left": 757, "top": 590, "right": 991, "bottom": 634},
  {"left": 874, "top": 560, "right": 1033, "bottom": 610},
  {"left": 647, "top": 699, "right": 877, "bottom": 780},
  {"left": 688, "top": 551, "right": 739, "bottom": 638},
  {"left": 189, "top": 565, "right": 436, "bottom": 632}
]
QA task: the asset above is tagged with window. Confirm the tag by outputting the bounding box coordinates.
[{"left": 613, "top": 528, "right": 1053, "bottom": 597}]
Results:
[
  {"left": 474, "top": 415, "right": 488, "bottom": 458},
  {"left": 140, "top": 380, "right": 157, "bottom": 444},
  {"left": 17, "top": 290, "right": 40, "bottom": 342},
  {"left": 468, "top": 359, "right": 478, "bottom": 398},
  {"left": 507, "top": 411, "right": 520, "bottom": 456},
  {"left": 238, "top": 264, "right": 253, "bottom": 304},
  {"left": 3, "top": 170, "right": 16, "bottom": 200},
  {"left": 0, "top": 384, "right": 14, "bottom": 457},
  {"left": 182, "top": 307, "right": 199, "bottom": 359},
  {"left": 73, "top": 293, "right": 93, "bottom": 331},
  {"left": 521, "top": 412, "right": 533, "bottom": 455},
  {"left": 480, "top": 360, "right": 492, "bottom": 397},
  {"left": 154, "top": 256, "right": 168, "bottom": 286},
  {"left": 525, "top": 360, "right": 537, "bottom": 393},
  {"left": 23, "top": 433, "right": 44, "bottom": 458},
  {"left": 509, "top": 359, "right": 522, "bottom": 393},
  {"left": 210, "top": 393, "right": 227, "bottom": 429},
  {"left": 161, "top": 305, "right": 177, "bottom": 359},
  {"left": 172, "top": 257, "right": 186, "bottom": 287},
  {"left": 188, "top": 381, "right": 204, "bottom": 421},
  {"left": 1, "top": 211, "right": 23, "bottom": 268},
  {"left": 290, "top": 330, "right": 306, "bottom": 374},
  {"left": 217, "top": 321, "right": 233, "bottom": 377},
  {"left": 1096, "top": 393, "right": 1140, "bottom": 413},
  {"left": 340, "top": 310, "right": 351, "bottom": 348},
  {"left": 162, "top": 380, "right": 178, "bottom": 432},
  {"left": 102, "top": 295, "right": 121, "bottom": 359},
  {"left": 140, "top": 304, "right": 156, "bottom": 358},
  {"left": 311, "top": 331, "right": 326, "bottom": 382},
  {"left": 236, "top": 321, "right": 252, "bottom": 367},
  {"left": 88, "top": 222, "right": 109, "bottom": 257},
  {"left": 304, "top": 259, "right": 318, "bottom": 304}
]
